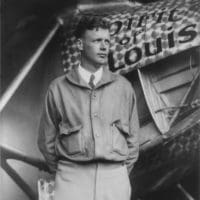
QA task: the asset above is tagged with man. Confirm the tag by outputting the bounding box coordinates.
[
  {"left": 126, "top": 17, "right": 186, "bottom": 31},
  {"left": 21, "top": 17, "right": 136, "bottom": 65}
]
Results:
[{"left": 38, "top": 15, "right": 139, "bottom": 200}]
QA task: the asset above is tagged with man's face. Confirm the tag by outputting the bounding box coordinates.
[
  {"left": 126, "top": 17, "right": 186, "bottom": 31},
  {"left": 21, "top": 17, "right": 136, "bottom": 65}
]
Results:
[{"left": 78, "top": 28, "right": 110, "bottom": 69}]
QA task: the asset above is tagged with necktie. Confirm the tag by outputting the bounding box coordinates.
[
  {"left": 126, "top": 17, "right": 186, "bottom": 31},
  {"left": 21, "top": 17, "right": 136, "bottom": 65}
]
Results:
[{"left": 89, "top": 74, "right": 95, "bottom": 88}]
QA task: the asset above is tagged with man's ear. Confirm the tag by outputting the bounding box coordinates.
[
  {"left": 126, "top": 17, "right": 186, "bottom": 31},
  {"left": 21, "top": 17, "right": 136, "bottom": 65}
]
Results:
[{"left": 77, "top": 39, "right": 83, "bottom": 51}]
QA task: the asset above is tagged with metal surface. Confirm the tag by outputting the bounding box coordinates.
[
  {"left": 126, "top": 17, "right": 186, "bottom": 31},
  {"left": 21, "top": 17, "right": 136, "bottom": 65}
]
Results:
[
  {"left": 0, "top": 18, "right": 63, "bottom": 112},
  {"left": 0, "top": 145, "right": 49, "bottom": 200}
]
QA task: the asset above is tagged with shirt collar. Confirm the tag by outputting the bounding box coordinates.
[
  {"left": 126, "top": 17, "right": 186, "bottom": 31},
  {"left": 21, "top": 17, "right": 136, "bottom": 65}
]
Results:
[
  {"left": 78, "top": 65, "right": 103, "bottom": 85},
  {"left": 65, "top": 65, "right": 117, "bottom": 89}
]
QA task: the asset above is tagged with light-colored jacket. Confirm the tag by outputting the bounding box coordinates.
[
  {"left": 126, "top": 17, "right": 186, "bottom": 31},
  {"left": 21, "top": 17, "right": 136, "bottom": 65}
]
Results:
[{"left": 38, "top": 66, "right": 139, "bottom": 174}]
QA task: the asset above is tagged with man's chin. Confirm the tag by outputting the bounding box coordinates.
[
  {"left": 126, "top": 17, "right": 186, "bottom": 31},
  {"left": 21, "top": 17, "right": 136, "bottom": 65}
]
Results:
[
  {"left": 93, "top": 62, "right": 107, "bottom": 70},
  {"left": 98, "top": 59, "right": 108, "bottom": 65},
  {"left": 98, "top": 62, "right": 107, "bottom": 67}
]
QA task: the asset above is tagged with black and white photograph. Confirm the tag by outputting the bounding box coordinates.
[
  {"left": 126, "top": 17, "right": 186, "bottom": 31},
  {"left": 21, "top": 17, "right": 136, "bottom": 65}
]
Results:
[{"left": 1, "top": 0, "right": 200, "bottom": 200}]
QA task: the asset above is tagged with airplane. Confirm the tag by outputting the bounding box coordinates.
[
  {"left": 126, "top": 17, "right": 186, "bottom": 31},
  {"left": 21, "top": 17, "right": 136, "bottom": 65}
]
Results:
[{"left": 1, "top": 0, "right": 200, "bottom": 200}]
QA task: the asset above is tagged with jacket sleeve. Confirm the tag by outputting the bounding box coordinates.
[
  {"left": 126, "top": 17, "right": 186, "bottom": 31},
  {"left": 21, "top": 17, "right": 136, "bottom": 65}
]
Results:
[
  {"left": 38, "top": 88, "right": 61, "bottom": 173},
  {"left": 125, "top": 87, "right": 140, "bottom": 174}
]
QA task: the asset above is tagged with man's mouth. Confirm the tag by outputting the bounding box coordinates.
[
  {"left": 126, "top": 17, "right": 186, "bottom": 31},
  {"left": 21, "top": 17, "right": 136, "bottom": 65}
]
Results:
[{"left": 98, "top": 53, "right": 107, "bottom": 58}]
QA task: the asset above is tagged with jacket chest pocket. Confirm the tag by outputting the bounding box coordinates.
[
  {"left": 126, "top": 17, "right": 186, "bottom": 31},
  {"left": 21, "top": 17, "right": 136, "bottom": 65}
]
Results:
[
  {"left": 59, "top": 123, "right": 84, "bottom": 155},
  {"left": 111, "top": 120, "right": 129, "bottom": 156}
]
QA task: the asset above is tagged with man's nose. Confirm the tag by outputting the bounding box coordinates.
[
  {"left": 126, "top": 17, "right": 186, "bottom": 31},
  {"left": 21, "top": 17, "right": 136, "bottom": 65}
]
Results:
[{"left": 100, "top": 41, "right": 107, "bottom": 50}]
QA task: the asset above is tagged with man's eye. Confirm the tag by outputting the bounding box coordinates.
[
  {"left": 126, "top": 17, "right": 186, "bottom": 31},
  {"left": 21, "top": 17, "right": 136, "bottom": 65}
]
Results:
[
  {"left": 93, "top": 39, "right": 101, "bottom": 42},
  {"left": 105, "top": 40, "right": 110, "bottom": 45}
]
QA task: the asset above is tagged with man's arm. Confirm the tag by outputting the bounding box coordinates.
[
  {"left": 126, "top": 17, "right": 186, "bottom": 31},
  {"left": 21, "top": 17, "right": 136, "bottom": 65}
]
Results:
[
  {"left": 125, "top": 87, "right": 140, "bottom": 174},
  {"left": 38, "top": 88, "right": 60, "bottom": 173}
]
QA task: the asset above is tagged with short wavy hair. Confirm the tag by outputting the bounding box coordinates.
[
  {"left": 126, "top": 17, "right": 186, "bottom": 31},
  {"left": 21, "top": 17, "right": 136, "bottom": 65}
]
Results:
[{"left": 74, "top": 15, "right": 110, "bottom": 38}]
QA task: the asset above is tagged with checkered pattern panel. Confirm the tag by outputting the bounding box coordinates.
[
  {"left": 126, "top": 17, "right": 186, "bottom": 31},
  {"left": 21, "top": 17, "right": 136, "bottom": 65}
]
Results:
[{"left": 61, "top": 0, "right": 200, "bottom": 74}]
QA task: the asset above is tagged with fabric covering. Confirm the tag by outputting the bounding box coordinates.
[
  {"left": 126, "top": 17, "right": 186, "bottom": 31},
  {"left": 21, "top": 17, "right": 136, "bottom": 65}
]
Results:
[
  {"left": 54, "top": 161, "right": 131, "bottom": 200},
  {"left": 62, "top": 0, "right": 200, "bottom": 74}
]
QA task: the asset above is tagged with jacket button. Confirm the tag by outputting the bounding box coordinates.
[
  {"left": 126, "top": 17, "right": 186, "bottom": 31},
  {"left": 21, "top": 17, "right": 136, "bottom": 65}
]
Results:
[{"left": 93, "top": 113, "right": 98, "bottom": 117}]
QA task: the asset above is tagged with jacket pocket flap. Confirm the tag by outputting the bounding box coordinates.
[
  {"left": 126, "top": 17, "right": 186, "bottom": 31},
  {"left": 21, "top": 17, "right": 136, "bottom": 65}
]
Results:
[
  {"left": 59, "top": 123, "right": 82, "bottom": 135},
  {"left": 112, "top": 120, "right": 129, "bottom": 135}
]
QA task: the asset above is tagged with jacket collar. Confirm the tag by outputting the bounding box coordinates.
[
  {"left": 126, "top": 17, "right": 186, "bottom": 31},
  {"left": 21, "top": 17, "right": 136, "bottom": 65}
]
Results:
[{"left": 65, "top": 65, "right": 117, "bottom": 89}]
